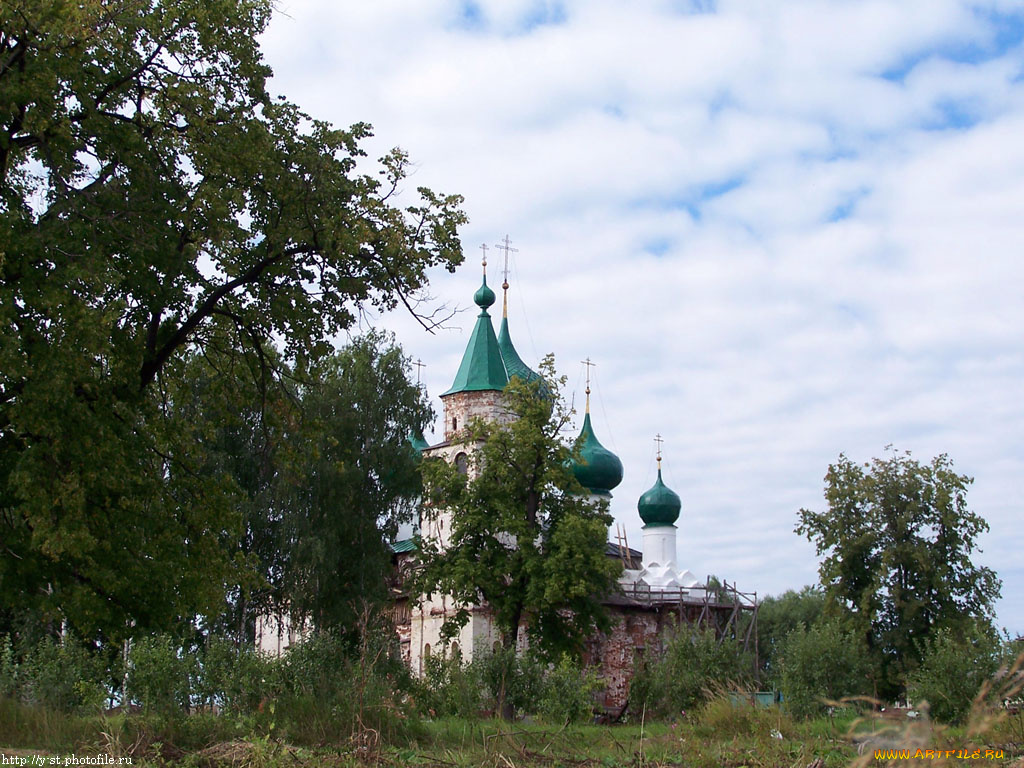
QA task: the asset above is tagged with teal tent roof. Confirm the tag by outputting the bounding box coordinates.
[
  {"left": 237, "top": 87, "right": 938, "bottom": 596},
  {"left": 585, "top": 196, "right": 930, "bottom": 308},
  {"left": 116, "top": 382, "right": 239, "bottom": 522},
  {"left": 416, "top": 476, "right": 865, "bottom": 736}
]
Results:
[
  {"left": 638, "top": 468, "right": 681, "bottom": 526},
  {"left": 497, "top": 316, "right": 540, "bottom": 384},
  {"left": 572, "top": 413, "right": 624, "bottom": 495},
  {"left": 442, "top": 276, "right": 510, "bottom": 396},
  {"left": 408, "top": 429, "right": 430, "bottom": 454}
]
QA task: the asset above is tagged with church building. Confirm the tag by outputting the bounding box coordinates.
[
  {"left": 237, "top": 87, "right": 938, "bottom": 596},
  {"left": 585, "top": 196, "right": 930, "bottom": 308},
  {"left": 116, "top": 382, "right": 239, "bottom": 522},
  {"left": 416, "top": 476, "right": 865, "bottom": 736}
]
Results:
[{"left": 392, "top": 243, "right": 757, "bottom": 712}]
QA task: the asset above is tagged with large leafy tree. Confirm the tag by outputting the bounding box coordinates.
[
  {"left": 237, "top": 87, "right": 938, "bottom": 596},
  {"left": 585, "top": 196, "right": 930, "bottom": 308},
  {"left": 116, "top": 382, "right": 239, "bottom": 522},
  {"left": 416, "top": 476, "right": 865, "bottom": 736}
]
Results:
[
  {"left": 0, "top": 0, "right": 465, "bottom": 640},
  {"left": 184, "top": 331, "right": 430, "bottom": 644},
  {"left": 417, "top": 358, "right": 621, "bottom": 716},
  {"left": 280, "top": 331, "right": 431, "bottom": 634},
  {"left": 797, "top": 449, "right": 1001, "bottom": 698}
]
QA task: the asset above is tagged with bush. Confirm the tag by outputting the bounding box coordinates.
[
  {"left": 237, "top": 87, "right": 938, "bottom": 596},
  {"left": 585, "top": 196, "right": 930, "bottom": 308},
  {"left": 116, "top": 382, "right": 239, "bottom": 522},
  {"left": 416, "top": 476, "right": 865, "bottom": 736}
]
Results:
[
  {"left": 629, "top": 626, "right": 752, "bottom": 718},
  {"left": 0, "top": 634, "right": 108, "bottom": 713},
  {"left": 475, "top": 645, "right": 543, "bottom": 717},
  {"left": 536, "top": 654, "right": 601, "bottom": 725},
  {"left": 417, "top": 646, "right": 600, "bottom": 723},
  {"left": 198, "top": 634, "right": 279, "bottom": 715},
  {"left": 275, "top": 628, "right": 420, "bottom": 745},
  {"left": 778, "top": 618, "right": 870, "bottom": 719},
  {"left": 906, "top": 624, "right": 1000, "bottom": 724},
  {"left": 420, "top": 650, "right": 484, "bottom": 717},
  {"left": 128, "top": 634, "right": 194, "bottom": 716}
]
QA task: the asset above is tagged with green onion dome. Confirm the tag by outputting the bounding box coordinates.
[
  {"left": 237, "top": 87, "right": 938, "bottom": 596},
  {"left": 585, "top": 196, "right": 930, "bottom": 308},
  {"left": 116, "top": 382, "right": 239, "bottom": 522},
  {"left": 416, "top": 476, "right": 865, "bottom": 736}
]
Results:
[
  {"left": 638, "top": 469, "right": 681, "bottom": 526},
  {"left": 474, "top": 276, "right": 496, "bottom": 309},
  {"left": 572, "top": 413, "right": 624, "bottom": 495}
]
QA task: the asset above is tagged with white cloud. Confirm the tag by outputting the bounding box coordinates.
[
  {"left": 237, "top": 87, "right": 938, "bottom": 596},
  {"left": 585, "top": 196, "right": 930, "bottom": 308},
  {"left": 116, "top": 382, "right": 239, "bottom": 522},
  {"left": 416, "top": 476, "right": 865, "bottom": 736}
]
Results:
[{"left": 260, "top": 0, "right": 1024, "bottom": 633}]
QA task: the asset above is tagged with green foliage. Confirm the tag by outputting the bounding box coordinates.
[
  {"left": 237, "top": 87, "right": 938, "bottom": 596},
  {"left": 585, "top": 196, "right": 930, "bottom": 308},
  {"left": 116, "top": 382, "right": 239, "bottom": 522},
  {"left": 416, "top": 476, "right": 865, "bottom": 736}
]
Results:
[
  {"left": 474, "top": 645, "right": 544, "bottom": 718},
  {"left": 797, "top": 449, "right": 1001, "bottom": 699},
  {"left": 0, "top": 635, "right": 15, "bottom": 699},
  {"left": 280, "top": 333, "right": 432, "bottom": 632},
  {"left": 128, "top": 635, "right": 195, "bottom": 716},
  {"left": 630, "top": 626, "right": 753, "bottom": 718},
  {"left": 756, "top": 585, "right": 825, "bottom": 685},
  {"left": 906, "top": 623, "right": 1000, "bottom": 724},
  {"left": 197, "top": 635, "right": 276, "bottom": 715},
  {"left": 420, "top": 651, "right": 486, "bottom": 718},
  {"left": 417, "top": 358, "right": 621, "bottom": 671},
  {"left": 778, "top": 617, "right": 871, "bottom": 719},
  {"left": 272, "top": 626, "right": 419, "bottom": 745},
  {"left": 0, "top": 0, "right": 465, "bottom": 640},
  {"left": 0, "top": 634, "right": 107, "bottom": 713},
  {"left": 127, "top": 625, "right": 423, "bottom": 742},
  {"left": 536, "top": 654, "right": 602, "bottom": 725},
  {"left": 419, "top": 647, "right": 599, "bottom": 724}
]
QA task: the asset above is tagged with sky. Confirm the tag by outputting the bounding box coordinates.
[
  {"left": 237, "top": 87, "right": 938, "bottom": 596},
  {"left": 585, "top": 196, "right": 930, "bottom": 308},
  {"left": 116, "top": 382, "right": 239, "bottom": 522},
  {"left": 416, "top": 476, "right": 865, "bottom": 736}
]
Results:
[{"left": 258, "top": 0, "right": 1024, "bottom": 635}]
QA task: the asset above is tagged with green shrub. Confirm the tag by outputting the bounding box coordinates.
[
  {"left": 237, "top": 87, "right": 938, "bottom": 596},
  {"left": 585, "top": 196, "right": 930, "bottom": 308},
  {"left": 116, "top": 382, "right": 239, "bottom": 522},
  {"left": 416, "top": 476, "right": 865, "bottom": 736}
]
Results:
[
  {"left": 275, "top": 628, "right": 420, "bottom": 745},
  {"left": 419, "top": 647, "right": 603, "bottom": 723},
  {"left": 778, "top": 618, "right": 870, "bottom": 719},
  {"left": 1, "top": 635, "right": 108, "bottom": 713},
  {"left": 128, "top": 634, "right": 194, "bottom": 716},
  {"left": 630, "top": 626, "right": 752, "bottom": 718},
  {"left": 0, "top": 635, "right": 18, "bottom": 699},
  {"left": 906, "top": 624, "right": 1000, "bottom": 724},
  {"left": 420, "top": 651, "right": 484, "bottom": 717},
  {"left": 475, "top": 645, "right": 543, "bottom": 717},
  {"left": 536, "top": 654, "right": 601, "bottom": 725},
  {"left": 198, "top": 634, "right": 278, "bottom": 715}
]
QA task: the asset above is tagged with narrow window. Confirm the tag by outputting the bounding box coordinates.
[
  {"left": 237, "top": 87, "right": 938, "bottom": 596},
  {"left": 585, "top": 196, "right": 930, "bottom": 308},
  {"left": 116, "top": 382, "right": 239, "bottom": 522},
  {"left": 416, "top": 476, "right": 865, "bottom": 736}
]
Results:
[
  {"left": 452, "top": 417, "right": 458, "bottom": 432},
  {"left": 455, "top": 452, "right": 468, "bottom": 476}
]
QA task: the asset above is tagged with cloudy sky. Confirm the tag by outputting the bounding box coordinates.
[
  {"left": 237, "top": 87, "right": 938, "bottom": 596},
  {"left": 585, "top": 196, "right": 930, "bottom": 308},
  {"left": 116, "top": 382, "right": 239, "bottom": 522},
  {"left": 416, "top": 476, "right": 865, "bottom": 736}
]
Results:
[{"left": 259, "top": 0, "right": 1024, "bottom": 634}]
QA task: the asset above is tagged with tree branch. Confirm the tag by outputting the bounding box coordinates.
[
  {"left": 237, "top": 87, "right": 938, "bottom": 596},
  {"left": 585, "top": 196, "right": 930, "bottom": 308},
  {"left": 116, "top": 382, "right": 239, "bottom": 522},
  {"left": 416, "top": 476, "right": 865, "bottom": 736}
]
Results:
[{"left": 138, "top": 243, "right": 312, "bottom": 391}]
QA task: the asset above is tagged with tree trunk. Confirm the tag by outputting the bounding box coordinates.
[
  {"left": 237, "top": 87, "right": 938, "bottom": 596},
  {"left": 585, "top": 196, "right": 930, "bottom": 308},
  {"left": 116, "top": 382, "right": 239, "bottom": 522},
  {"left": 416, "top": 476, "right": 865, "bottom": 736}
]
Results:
[{"left": 498, "top": 608, "right": 522, "bottom": 721}]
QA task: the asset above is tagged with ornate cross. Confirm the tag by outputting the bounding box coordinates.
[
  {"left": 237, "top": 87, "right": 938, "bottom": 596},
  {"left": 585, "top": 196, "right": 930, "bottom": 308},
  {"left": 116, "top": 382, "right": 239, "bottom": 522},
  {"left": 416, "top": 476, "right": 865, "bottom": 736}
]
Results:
[
  {"left": 479, "top": 243, "right": 488, "bottom": 269},
  {"left": 581, "top": 357, "right": 595, "bottom": 390},
  {"left": 654, "top": 433, "right": 664, "bottom": 464},
  {"left": 413, "top": 358, "right": 425, "bottom": 386},
  {"left": 494, "top": 234, "right": 518, "bottom": 286}
]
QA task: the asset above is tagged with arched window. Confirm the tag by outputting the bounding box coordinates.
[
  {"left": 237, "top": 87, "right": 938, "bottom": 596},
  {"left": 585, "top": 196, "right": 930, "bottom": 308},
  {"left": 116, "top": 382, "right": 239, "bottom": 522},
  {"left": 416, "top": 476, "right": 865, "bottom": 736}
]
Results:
[
  {"left": 455, "top": 452, "right": 469, "bottom": 476},
  {"left": 452, "top": 417, "right": 458, "bottom": 432},
  {"left": 450, "top": 641, "right": 460, "bottom": 660},
  {"left": 424, "top": 643, "right": 431, "bottom": 659}
]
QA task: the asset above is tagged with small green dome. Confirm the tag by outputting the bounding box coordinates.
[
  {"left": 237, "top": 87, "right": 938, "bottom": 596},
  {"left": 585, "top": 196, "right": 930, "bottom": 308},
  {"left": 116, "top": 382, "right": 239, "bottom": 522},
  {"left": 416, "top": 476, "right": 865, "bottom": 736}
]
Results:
[
  {"left": 638, "top": 469, "right": 681, "bottom": 526},
  {"left": 572, "top": 413, "right": 623, "bottom": 495},
  {"left": 474, "top": 277, "right": 496, "bottom": 309}
]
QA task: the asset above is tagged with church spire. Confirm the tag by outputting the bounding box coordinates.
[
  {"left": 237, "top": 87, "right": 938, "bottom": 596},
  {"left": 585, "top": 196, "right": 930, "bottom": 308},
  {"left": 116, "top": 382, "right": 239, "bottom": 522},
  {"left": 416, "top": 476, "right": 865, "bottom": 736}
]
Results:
[
  {"left": 442, "top": 244, "right": 506, "bottom": 396},
  {"left": 493, "top": 235, "right": 540, "bottom": 385}
]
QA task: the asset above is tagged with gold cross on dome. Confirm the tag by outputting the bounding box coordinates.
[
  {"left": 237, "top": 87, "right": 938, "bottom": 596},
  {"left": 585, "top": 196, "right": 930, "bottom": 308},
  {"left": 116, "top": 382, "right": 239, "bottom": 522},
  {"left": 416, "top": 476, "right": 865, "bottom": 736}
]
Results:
[{"left": 581, "top": 357, "right": 595, "bottom": 412}]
